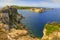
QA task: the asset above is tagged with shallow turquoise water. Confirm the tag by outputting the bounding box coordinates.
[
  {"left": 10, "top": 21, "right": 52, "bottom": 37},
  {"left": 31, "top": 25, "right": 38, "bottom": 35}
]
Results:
[{"left": 18, "top": 9, "right": 60, "bottom": 37}]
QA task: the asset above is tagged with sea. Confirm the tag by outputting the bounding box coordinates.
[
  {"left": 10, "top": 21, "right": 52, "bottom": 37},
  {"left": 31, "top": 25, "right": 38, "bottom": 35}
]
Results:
[{"left": 18, "top": 8, "right": 60, "bottom": 38}]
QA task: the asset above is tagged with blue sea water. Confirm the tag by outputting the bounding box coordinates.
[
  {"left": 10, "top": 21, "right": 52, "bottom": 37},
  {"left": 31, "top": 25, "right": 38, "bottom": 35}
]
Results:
[{"left": 18, "top": 9, "right": 60, "bottom": 37}]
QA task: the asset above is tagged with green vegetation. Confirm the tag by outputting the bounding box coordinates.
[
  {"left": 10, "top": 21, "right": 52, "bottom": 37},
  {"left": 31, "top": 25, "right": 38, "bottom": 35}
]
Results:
[
  {"left": 45, "top": 22, "right": 60, "bottom": 35},
  {"left": 11, "top": 5, "right": 45, "bottom": 10},
  {"left": 11, "top": 5, "right": 34, "bottom": 9}
]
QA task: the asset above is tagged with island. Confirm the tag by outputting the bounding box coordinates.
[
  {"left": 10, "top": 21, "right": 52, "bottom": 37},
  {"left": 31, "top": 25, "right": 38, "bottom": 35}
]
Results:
[{"left": 10, "top": 5, "right": 46, "bottom": 13}]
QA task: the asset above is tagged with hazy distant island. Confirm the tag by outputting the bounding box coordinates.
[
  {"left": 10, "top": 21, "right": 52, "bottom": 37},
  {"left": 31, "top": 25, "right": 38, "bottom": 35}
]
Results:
[
  {"left": 10, "top": 5, "right": 53, "bottom": 13},
  {"left": 0, "top": 5, "right": 53, "bottom": 13}
]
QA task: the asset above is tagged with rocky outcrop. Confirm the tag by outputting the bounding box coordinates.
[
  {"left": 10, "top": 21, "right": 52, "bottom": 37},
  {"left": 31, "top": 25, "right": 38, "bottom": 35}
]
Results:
[
  {"left": 0, "top": 6, "right": 24, "bottom": 29},
  {"left": 0, "top": 6, "right": 40, "bottom": 40},
  {"left": 0, "top": 21, "right": 40, "bottom": 40},
  {"left": 42, "top": 22, "right": 60, "bottom": 40},
  {"left": 8, "top": 28, "right": 39, "bottom": 40},
  {"left": 30, "top": 8, "right": 44, "bottom": 13},
  {"left": 0, "top": 22, "right": 9, "bottom": 40}
]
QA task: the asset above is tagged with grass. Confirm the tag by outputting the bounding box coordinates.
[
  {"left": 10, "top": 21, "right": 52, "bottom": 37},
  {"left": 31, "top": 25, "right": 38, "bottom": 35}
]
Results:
[{"left": 45, "top": 22, "right": 59, "bottom": 35}]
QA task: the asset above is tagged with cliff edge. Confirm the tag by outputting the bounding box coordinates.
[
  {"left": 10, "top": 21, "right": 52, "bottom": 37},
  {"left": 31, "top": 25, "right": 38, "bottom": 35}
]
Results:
[{"left": 42, "top": 22, "right": 60, "bottom": 40}]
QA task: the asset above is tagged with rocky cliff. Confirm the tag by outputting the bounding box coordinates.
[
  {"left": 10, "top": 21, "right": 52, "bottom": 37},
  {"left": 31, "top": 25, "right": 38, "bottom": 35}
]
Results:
[
  {"left": 42, "top": 22, "right": 60, "bottom": 40},
  {"left": 0, "top": 6, "right": 40, "bottom": 40}
]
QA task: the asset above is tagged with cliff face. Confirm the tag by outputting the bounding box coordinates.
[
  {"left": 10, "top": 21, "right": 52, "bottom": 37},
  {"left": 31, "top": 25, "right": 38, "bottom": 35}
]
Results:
[
  {"left": 42, "top": 22, "right": 60, "bottom": 40},
  {"left": 8, "top": 28, "right": 40, "bottom": 40},
  {"left": 0, "top": 22, "right": 40, "bottom": 40},
  {"left": 0, "top": 6, "right": 40, "bottom": 40},
  {"left": 0, "top": 22, "right": 9, "bottom": 40},
  {"left": 0, "top": 6, "right": 24, "bottom": 29}
]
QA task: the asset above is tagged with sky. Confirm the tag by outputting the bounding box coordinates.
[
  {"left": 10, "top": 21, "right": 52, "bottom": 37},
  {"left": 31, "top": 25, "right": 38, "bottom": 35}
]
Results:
[{"left": 0, "top": 0, "right": 60, "bottom": 8}]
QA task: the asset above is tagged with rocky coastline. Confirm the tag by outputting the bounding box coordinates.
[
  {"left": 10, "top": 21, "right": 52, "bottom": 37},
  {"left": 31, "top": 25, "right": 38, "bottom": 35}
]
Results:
[
  {"left": 42, "top": 22, "right": 60, "bottom": 40},
  {"left": 30, "top": 8, "right": 45, "bottom": 13},
  {"left": 0, "top": 6, "right": 40, "bottom": 40}
]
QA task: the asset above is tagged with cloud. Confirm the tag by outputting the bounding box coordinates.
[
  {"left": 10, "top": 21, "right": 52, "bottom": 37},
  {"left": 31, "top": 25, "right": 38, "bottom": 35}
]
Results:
[
  {"left": 51, "top": 0, "right": 60, "bottom": 3},
  {"left": 4, "top": 0, "right": 14, "bottom": 4},
  {"left": 35, "top": 1, "right": 60, "bottom": 8},
  {"left": 5, "top": 0, "right": 14, "bottom": 2},
  {"left": 0, "top": 0, "right": 15, "bottom": 6},
  {"left": 0, "top": 0, "right": 60, "bottom": 8},
  {"left": 0, "top": 0, "right": 28, "bottom": 6}
]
